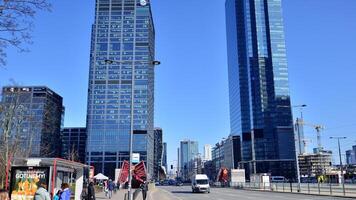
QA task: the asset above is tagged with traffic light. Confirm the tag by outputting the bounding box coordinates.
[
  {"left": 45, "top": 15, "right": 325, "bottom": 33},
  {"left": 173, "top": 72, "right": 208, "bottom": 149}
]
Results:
[{"left": 171, "top": 165, "right": 173, "bottom": 169}]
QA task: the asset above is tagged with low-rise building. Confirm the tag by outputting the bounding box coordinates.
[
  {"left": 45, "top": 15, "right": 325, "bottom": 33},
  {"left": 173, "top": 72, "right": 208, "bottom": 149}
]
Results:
[{"left": 298, "top": 151, "right": 333, "bottom": 178}]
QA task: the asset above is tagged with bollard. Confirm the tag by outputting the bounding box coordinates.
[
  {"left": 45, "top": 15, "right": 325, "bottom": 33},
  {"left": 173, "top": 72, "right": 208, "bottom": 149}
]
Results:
[{"left": 307, "top": 182, "right": 310, "bottom": 194}]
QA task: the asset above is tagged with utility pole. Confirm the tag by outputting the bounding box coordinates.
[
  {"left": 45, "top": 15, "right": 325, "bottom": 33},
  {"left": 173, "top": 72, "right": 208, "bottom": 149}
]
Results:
[{"left": 330, "top": 136, "right": 347, "bottom": 196}]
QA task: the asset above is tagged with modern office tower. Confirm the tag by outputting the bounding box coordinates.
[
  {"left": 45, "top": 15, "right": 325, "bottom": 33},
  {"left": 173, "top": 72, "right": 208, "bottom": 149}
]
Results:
[
  {"left": 86, "top": 0, "right": 157, "bottom": 178},
  {"left": 1, "top": 86, "right": 64, "bottom": 157},
  {"left": 162, "top": 142, "right": 167, "bottom": 170},
  {"left": 153, "top": 128, "right": 163, "bottom": 180},
  {"left": 61, "top": 127, "right": 87, "bottom": 163},
  {"left": 179, "top": 140, "right": 199, "bottom": 180},
  {"left": 346, "top": 146, "right": 356, "bottom": 165},
  {"left": 225, "top": 0, "right": 296, "bottom": 179},
  {"left": 204, "top": 144, "right": 212, "bottom": 161}
]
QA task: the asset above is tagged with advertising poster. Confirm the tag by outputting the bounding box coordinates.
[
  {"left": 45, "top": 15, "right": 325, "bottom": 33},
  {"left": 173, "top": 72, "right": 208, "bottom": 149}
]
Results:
[{"left": 10, "top": 167, "right": 50, "bottom": 200}]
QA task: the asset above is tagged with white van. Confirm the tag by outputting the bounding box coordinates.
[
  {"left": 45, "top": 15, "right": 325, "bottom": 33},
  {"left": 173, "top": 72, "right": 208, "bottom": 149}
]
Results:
[{"left": 192, "top": 174, "right": 210, "bottom": 193}]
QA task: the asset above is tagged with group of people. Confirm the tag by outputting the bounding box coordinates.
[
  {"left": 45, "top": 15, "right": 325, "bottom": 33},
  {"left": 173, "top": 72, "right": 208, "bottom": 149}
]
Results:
[{"left": 0, "top": 183, "right": 71, "bottom": 200}]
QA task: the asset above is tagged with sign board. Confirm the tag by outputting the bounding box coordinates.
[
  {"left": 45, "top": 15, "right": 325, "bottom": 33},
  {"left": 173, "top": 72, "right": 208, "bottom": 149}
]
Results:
[
  {"left": 10, "top": 167, "right": 50, "bottom": 200},
  {"left": 132, "top": 153, "right": 140, "bottom": 164},
  {"left": 231, "top": 169, "right": 246, "bottom": 183}
]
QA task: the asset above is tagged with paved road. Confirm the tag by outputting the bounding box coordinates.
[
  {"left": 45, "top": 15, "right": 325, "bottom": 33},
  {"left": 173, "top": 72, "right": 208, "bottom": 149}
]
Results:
[{"left": 153, "top": 186, "right": 353, "bottom": 200}]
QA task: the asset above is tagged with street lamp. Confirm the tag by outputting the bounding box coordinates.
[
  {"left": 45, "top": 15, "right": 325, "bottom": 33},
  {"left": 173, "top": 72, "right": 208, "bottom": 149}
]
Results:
[
  {"left": 291, "top": 104, "right": 307, "bottom": 192},
  {"left": 330, "top": 136, "right": 347, "bottom": 196},
  {"left": 104, "top": 59, "right": 160, "bottom": 200}
]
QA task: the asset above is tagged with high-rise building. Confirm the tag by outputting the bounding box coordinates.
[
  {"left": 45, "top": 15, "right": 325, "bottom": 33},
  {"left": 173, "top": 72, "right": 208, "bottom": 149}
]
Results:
[
  {"left": 225, "top": 0, "right": 296, "bottom": 179},
  {"left": 61, "top": 127, "right": 87, "bottom": 163},
  {"left": 153, "top": 128, "right": 163, "bottom": 180},
  {"left": 203, "top": 144, "right": 212, "bottom": 161},
  {"left": 162, "top": 142, "right": 167, "bottom": 171},
  {"left": 179, "top": 140, "right": 199, "bottom": 180},
  {"left": 1, "top": 86, "right": 64, "bottom": 157},
  {"left": 86, "top": 0, "right": 157, "bottom": 178},
  {"left": 346, "top": 145, "right": 356, "bottom": 165}
]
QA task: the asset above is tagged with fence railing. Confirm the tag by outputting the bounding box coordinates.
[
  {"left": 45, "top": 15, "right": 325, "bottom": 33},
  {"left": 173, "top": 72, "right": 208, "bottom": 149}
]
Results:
[{"left": 213, "top": 182, "right": 356, "bottom": 198}]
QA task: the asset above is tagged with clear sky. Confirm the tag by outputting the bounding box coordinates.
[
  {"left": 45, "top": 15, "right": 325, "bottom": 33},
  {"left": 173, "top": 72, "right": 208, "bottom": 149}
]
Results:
[{"left": 1, "top": 0, "right": 356, "bottom": 166}]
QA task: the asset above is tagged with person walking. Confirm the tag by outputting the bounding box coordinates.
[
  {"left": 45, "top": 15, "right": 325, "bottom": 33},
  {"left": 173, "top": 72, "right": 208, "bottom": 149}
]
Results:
[
  {"left": 140, "top": 181, "right": 149, "bottom": 200},
  {"left": 87, "top": 182, "right": 96, "bottom": 200},
  {"left": 60, "top": 183, "right": 71, "bottom": 200},
  {"left": 34, "top": 183, "right": 51, "bottom": 200},
  {"left": 0, "top": 189, "right": 9, "bottom": 200},
  {"left": 107, "top": 180, "right": 114, "bottom": 199},
  {"left": 104, "top": 180, "right": 108, "bottom": 197}
]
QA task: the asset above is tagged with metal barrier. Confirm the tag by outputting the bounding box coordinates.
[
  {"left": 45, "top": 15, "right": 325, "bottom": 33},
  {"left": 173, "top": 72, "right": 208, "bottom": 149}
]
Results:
[{"left": 218, "top": 182, "right": 356, "bottom": 198}]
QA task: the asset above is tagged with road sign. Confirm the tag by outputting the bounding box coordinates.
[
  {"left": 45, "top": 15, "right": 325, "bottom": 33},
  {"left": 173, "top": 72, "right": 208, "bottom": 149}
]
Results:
[{"left": 132, "top": 153, "right": 140, "bottom": 164}]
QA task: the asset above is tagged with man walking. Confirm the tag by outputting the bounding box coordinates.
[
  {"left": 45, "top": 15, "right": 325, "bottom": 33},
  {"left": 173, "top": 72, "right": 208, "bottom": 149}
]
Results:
[
  {"left": 140, "top": 181, "right": 149, "bottom": 200},
  {"left": 107, "top": 179, "right": 115, "bottom": 199}
]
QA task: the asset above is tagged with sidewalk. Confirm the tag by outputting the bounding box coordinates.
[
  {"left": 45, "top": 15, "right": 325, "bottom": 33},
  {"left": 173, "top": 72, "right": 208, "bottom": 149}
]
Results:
[{"left": 95, "top": 189, "right": 148, "bottom": 200}]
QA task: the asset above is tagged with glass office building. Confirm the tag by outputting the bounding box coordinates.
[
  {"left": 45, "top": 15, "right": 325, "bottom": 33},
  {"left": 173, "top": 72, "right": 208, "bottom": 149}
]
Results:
[
  {"left": 86, "top": 0, "right": 156, "bottom": 178},
  {"left": 179, "top": 140, "right": 199, "bottom": 180},
  {"left": 1, "top": 86, "right": 64, "bottom": 157},
  {"left": 61, "top": 127, "right": 87, "bottom": 163},
  {"left": 226, "top": 0, "right": 296, "bottom": 179}
]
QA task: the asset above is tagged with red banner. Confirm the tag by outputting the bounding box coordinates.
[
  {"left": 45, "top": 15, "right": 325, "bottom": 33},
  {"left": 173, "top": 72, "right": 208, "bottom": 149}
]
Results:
[
  {"left": 119, "top": 161, "right": 129, "bottom": 184},
  {"left": 133, "top": 161, "right": 146, "bottom": 184}
]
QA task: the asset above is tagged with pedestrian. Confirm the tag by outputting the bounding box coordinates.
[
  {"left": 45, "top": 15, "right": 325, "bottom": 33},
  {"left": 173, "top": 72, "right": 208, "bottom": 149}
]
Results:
[
  {"left": 34, "top": 183, "right": 51, "bottom": 200},
  {"left": 60, "top": 183, "right": 71, "bottom": 200},
  {"left": 53, "top": 190, "right": 61, "bottom": 200},
  {"left": 0, "top": 189, "right": 9, "bottom": 200},
  {"left": 107, "top": 180, "right": 115, "bottom": 199},
  {"left": 104, "top": 180, "right": 108, "bottom": 197},
  {"left": 140, "top": 181, "right": 149, "bottom": 200},
  {"left": 87, "top": 182, "right": 96, "bottom": 200}
]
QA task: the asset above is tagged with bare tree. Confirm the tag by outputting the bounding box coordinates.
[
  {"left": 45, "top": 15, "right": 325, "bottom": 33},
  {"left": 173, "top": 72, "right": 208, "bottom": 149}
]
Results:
[
  {"left": 0, "top": 0, "right": 51, "bottom": 66},
  {"left": 67, "top": 144, "right": 79, "bottom": 162},
  {"left": 0, "top": 87, "right": 29, "bottom": 187}
]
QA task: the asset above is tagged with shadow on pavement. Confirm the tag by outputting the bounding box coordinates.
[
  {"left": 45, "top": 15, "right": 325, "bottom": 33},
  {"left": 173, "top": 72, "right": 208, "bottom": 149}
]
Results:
[{"left": 171, "top": 191, "right": 194, "bottom": 194}]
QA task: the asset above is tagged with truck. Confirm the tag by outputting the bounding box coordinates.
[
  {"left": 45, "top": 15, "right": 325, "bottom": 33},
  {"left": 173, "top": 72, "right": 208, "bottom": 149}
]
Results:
[{"left": 191, "top": 174, "right": 210, "bottom": 193}]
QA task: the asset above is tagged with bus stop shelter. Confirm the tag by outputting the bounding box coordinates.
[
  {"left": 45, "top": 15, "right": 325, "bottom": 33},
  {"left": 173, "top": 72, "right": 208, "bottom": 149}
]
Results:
[{"left": 9, "top": 158, "right": 89, "bottom": 200}]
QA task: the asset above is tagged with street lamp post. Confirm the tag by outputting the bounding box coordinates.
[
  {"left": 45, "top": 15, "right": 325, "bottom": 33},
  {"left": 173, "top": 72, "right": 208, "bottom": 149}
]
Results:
[
  {"left": 105, "top": 59, "right": 160, "bottom": 200},
  {"left": 292, "top": 105, "right": 306, "bottom": 189},
  {"left": 330, "top": 136, "right": 347, "bottom": 196}
]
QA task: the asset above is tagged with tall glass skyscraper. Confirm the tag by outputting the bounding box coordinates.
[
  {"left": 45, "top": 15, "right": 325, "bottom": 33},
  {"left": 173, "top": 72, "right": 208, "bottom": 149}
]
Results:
[
  {"left": 225, "top": 0, "right": 296, "bottom": 179},
  {"left": 86, "top": 0, "right": 156, "bottom": 178}
]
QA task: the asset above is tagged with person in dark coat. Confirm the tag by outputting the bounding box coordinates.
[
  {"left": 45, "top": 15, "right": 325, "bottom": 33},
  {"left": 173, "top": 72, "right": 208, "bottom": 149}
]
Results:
[
  {"left": 140, "top": 181, "right": 149, "bottom": 200},
  {"left": 87, "top": 182, "right": 95, "bottom": 200}
]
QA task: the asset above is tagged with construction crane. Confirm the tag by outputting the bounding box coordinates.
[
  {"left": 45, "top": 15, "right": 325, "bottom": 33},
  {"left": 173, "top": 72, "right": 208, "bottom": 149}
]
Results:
[{"left": 299, "top": 121, "right": 324, "bottom": 152}]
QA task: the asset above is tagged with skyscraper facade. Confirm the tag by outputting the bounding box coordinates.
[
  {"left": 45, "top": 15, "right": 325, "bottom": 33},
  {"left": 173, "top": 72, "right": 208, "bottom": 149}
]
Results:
[
  {"left": 225, "top": 0, "right": 296, "bottom": 179},
  {"left": 61, "top": 127, "right": 87, "bottom": 163},
  {"left": 1, "top": 86, "right": 64, "bottom": 157},
  {"left": 203, "top": 144, "right": 212, "bottom": 161},
  {"left": 86, "top": 0, "right": 156, "bottom": 178},
  {"left": 180, "top": 140, "right": 199, "bottom": 180},
  {"left": 153, "top": 128, "right": 163, "bottom": 180}
]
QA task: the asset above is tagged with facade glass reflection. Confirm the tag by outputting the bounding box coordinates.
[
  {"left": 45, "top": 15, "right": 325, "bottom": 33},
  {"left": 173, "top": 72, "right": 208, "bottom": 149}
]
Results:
[
  {"left": 1, "top": 86, "right": 64, "bottom": 157},
  {"left": 226, "top": 0, "right": 296, "bottom": 179},
  {"left": 86, "top": 0, "right": 156, "bottom": 178}
]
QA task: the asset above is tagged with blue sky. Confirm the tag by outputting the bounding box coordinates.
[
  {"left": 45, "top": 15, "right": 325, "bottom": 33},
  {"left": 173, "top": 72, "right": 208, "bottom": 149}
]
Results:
[{"left": 1, "top": 0, "right": 356, "bottom": 166}]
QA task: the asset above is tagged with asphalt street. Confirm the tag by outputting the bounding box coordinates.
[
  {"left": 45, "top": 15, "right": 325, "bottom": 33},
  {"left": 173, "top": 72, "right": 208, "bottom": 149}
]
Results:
[{"left": 153, "top": 186, "right": 353, "bottom": 200}]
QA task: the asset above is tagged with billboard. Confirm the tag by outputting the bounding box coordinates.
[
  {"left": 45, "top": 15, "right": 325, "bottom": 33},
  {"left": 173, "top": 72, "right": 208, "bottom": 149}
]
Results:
[{"left": 10, "top": 167, "right": 50, "bottom": 200}]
